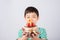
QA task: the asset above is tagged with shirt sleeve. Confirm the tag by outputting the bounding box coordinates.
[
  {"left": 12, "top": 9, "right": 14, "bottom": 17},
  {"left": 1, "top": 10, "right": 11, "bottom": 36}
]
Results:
[
  {"left": 18, "top": 29, "right": 23, "bottom": 38},
  {"left": 39, "top": 28, "right": 48, "bottom": 40}
]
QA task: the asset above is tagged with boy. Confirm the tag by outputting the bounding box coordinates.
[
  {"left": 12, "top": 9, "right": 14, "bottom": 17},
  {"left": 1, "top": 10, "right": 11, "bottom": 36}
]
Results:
[{"left": 17, "top": 6, "right": 47, "bottom": 40}]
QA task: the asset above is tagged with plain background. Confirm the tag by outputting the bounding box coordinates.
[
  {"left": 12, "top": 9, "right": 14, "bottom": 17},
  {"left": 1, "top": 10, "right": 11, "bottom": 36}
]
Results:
[{"left": 0, "top": 0, "right": 60, "bottom": 40}]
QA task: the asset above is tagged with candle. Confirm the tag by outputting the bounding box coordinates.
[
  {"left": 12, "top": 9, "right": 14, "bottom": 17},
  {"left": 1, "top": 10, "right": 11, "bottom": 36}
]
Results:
[{"left": 27, "top": 19, "right": 35, "bottom": 27}]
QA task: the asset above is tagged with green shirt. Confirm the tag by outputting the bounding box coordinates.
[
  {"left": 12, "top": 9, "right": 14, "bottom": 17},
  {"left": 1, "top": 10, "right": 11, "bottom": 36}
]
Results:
[{"left": 18, "top": 27, "right": 48, "bottom": 40}]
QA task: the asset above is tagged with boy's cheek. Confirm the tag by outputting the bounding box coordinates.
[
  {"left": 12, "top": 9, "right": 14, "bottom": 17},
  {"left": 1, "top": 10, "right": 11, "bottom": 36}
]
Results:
[{"left": 33, "top": 20, "right": 37, "bottom": 23}]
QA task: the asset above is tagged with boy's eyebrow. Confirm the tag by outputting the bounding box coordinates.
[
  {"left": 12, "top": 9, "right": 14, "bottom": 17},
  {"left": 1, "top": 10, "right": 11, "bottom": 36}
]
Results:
[{"left": 32, "top": 14, "right": 37, "bottom": 16}]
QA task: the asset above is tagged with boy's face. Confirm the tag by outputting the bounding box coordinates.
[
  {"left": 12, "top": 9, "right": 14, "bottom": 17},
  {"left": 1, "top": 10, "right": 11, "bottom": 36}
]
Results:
[{"left": 24, "top": 12, "right": 39, "bottom": 24}]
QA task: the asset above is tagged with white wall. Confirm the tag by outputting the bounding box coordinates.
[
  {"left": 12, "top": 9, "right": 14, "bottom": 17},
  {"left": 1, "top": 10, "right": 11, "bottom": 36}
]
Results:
[{"left": 0, "top": 0, "right": 60, "bottom": 40}]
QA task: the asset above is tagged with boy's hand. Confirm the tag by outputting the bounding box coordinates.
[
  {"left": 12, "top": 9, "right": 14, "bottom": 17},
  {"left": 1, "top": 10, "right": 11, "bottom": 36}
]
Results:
[
  {"left": 31, "top": 33, "right": 41, "bottom": 40},
  {"left": 21, "top": 32, "right": 28, "bottom": 40}
]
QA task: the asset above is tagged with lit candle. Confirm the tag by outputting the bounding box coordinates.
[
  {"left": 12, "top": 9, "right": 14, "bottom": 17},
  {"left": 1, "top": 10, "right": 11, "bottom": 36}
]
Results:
[{"left": 27, "top": 19, "right": 35, "bottom": 27}]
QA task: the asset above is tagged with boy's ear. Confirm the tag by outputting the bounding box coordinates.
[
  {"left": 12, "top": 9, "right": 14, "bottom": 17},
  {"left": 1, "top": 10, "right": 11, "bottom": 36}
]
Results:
[
  {"left": 24, "top": 16, "right": 26, "bottom": 18},
  {"left": 24, "top": 16, "right": 26, "bottom": 20},
  {"left": 37, "top": 17, "right": 39, "bottom": 20}
]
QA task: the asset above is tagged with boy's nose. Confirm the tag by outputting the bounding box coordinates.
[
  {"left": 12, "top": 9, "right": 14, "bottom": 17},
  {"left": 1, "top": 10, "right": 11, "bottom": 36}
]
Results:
[
  {"left": 28, "top": 18, "right": 32, "bottom": 22},
  {"left": 27, "top": 18, "right": 34, "bottom": 23}
]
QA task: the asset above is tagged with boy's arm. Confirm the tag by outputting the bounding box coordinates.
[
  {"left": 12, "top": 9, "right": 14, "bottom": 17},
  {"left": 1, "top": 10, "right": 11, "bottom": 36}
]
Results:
[
  {"left": 17, "top": 29, "right": 28, "bottom": 40},
  {"left": 31, "top": 34, "right": 47, "bottom": 40},
  {"left": 32, "top": 28, "right": 48, "bottom": 40},
  {"left": 16, "top": 29, "right": 22, "bottom": 40},
  {"left": 39, "top": 28, "right": 48, "bottom": 40},
  {"left": 17, "top": 38, "right": 21, "bottom": 40},
  {"left": 17, "top": 33, "right": 28, "bottom": 40}
]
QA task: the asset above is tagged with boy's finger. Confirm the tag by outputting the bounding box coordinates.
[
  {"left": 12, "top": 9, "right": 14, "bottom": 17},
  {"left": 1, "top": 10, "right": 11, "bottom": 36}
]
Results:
[
  {"left": 25, "top": 33, "right": 28, "bottom": 37},
  {"left": 24, "top": 32, "right": 28, "bottom": 37},
  {"left": 22, "top": 32, "right": 26, "bottom": 35},
  {"left": 32, "top": 34, "right": 35, "bottom": 37},
  {"left": 23, "top": 32, "right": 28, "bottom": 36}
]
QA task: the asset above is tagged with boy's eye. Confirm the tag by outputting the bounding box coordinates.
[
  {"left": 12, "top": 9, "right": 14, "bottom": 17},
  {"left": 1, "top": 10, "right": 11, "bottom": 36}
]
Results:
[
  {"left": 33, "top": 16, "right": 36, "bottom": 18},
  {"left": 27, "top": 17, "right": 30, "bottom": 18}
]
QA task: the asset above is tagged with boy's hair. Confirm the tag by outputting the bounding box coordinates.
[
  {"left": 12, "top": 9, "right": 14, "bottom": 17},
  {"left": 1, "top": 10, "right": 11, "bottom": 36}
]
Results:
[{"left": 24, "top": 6, "right": 39, "bottom": 17}]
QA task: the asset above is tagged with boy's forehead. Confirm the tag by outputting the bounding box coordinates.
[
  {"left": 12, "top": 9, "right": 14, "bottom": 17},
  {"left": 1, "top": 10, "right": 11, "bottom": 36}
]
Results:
[{"left": 26, "top": 12, "right": 37, "bottom": 16}]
